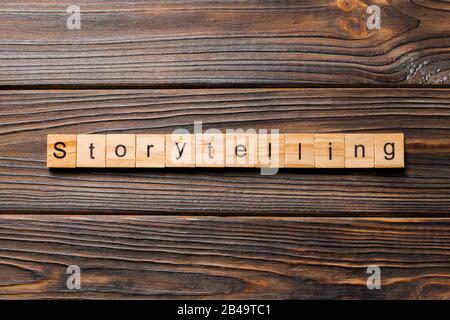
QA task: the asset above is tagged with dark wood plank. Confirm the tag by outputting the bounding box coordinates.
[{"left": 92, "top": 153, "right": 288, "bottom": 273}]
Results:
[
  {"left": 0, "top": 215, "right": 449, "bottom": 299},
  {"left": 0, "top": 88, "right": 449, "bottom": 215},
  {"left": 1, "top": 0, "right": 450, "bottom": 87}
]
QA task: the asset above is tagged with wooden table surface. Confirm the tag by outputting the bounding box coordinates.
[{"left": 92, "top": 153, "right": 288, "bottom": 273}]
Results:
[{"left": 0, "top": 0, "right": 450, "bottom": 299}]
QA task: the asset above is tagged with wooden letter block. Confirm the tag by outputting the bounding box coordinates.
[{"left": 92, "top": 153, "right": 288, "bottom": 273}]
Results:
[
  {"left": 284, "top": 134, "right": 315, "bottom": 168},
  {"left": 136, "top": 134, "right": 166, "bottom": 168},
  {"left": 106, "top": 134, "right": 136, "bottom": 168},
  {"left": 76, "top": 134, "right": 106, "bottom": 168},
  {"left": 165, "top": 134, "right": 195, "bottom": 167},
  {"left": 195, "top": 133, "right": 225, "bottom": 167},
  {"left": 314, "top": 134, "right": 345, "bottom": 168},
  {"left": 374, "top": 133, "right": 405, "bottom": 168},
  {"left": 345, "top": 134, "right": 374, "bottom": 168},
  {"left": 47, "top": 134, "right": 77, "bottom": 168},
  {"left": 257, "top": 133, "right": 285, "bottom": 168},
  {"left": 225, "top": 133, "right": 257, "bottom": 168}
]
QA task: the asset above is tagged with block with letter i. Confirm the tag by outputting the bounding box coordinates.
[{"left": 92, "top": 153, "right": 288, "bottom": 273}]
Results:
[
  {"left": 374, "top": 133, "right": 405, "bottom": 168},
  {"left": 345, "top": 134, "right": 374, "bottom": 168},
  {"left": 195, "top": 133, "right": 225, "bottom": 167},
  {"left": 136, "top": 134, "right": 166, "bottom": 168},
  {"left": 284, "top": 134, "right": 315, "bottom": 168},
  {"left": 257, "top": 133, "right": 285, "bottom": 168},
  {"left": 165, "top": 134, "right": 195, "bottom": 167},
  {"left": 225, "top": 132, "right": 257, "bottom": 168},
  {"left": 106, "top": 134, "right": 136, "bottom": 168},
  {"left": 314, "top": 134, "right": 345, "bottom": 168},
  {"left": 76, "top": 134, "right": 106, "bottom": 168},
  {"left": 47, "top": 134, "right": 77, "bottom": 168}
]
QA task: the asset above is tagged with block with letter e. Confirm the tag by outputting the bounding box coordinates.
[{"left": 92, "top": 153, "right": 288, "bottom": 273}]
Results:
[{"left": 225, "top": 132, "right": 257, "bottom": 168}]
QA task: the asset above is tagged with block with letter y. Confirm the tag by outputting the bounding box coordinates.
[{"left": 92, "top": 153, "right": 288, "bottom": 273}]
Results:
[{"left": 165, "top": 134, "right": 195, "bottom": 167}]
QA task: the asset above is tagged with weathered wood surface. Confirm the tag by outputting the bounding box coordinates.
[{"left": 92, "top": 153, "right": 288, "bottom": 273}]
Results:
[
  {"left": 1, "top": 0, "right": 450, "bottom": 87},
  {"left": 0, "top": 215, "right": 449, "bottom": 299},
  {"left": 0, "top": 88, "right": 449, "bottom": 215}
]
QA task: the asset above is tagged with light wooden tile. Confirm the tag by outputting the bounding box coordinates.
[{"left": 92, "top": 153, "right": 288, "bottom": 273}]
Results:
[
  {"left": 106, "top": 134, "right": 136, "bottom": 168},
  {"left": 165, "top": 134, "right": 195, "bottom": 167},
  {"left": 284, "top": 134, "right": 315, "bottom": 168},
  {"left": 47, "top": 134, "right": 77, "bottom": 168},
  {"left": 345, "top": 134, "right": 374, "bottom": 168},
  {"left": 257, "top": 133, "right": 285, "bottom": 168},
  {"left": 374, "top": 133, "right": 405, "bottom": 168},
  {"left": 76, "top": 134, "right": 106, "bottom": 168},
  {"left": 225, "top": 133, "right": 257, "bottom": 168},
  {"left": 136, "top": 134, "right": 166, "bottom": 168},
  {"left": 195, "top": 133, "right": 225, "bottom": 167},
  {"left": 314, "top": 134, "right": 345, "bottom": 168}
]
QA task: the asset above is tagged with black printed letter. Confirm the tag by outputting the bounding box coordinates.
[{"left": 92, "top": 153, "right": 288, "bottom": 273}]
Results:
[
  {"left": 115, "top": 145, "right": 127, "bottom": 158},
  {"left": 147, "top": 145, "right": 154, "bottom": 158},
  {"left": 89, "top": 143, "right": 95, "bottom": 159},
  {"left": 235, "top": 145, "right": 247, "bottom": 158},
  {"left": 354, "top": 145, "right": 366, "bottom": 158},
  {"left": 53, "top": 142, "right": 66, "bottom": 159},
  {"left": 384, "top": 143, "right": 395, "bottom": 160}
]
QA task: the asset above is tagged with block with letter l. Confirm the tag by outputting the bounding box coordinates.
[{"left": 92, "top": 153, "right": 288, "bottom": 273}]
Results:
[
  {"left": 257, "top": 133, "right": 285, "bottom": 168},
  {"left": 284, "top": 134, "right": 315, "bottom": 168}
]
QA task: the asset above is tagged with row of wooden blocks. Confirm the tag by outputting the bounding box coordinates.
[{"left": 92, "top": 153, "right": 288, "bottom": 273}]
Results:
[{"left": 47, "top": 133, "right": 404, "bottom": 169}]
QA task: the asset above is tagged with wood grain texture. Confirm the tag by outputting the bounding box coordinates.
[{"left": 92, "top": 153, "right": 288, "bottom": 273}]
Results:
[
  {"left": 0, "top": 215, "right": 449, "bottom": 299},
  {"left": 0, "top": 88, "right": 449, "bottom": 215},
  {"left": 1, "top": 0, "right": 450, "bottom": 87}
]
